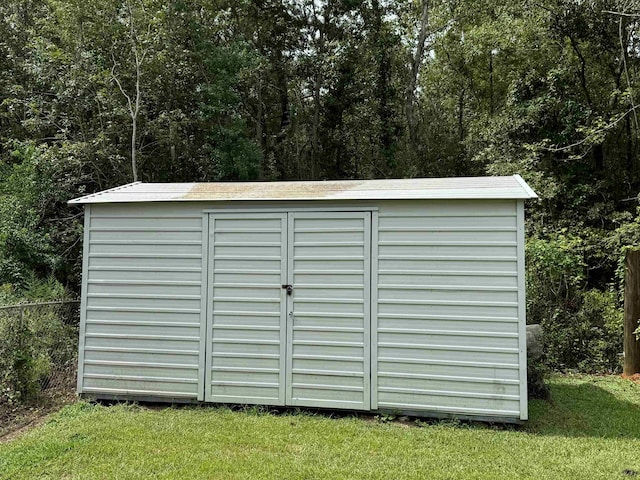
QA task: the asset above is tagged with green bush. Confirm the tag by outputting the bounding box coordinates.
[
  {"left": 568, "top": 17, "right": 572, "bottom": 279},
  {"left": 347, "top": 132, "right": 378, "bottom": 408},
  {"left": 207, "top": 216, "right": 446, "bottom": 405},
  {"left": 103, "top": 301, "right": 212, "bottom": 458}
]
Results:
[
  {"left": 0, "top": 300, "right": 78, "bottom": 407},
  {"left": 526, "top": 236, "right": 623, "bottom": 372},
  {"left": 0, "top": 275, "right": 67, "bottom": 304},
  {"left": 527, "top": 360, "right": 550, "bottom": 400},
  {"left": 0, "top": 309, "right": 39, "bottom": 405},
  {"left": 0, "top": 142, "right": 86, "bottom": 290},
  {"left": 526, "top": 235, "right": 586, "bottom": 320}
]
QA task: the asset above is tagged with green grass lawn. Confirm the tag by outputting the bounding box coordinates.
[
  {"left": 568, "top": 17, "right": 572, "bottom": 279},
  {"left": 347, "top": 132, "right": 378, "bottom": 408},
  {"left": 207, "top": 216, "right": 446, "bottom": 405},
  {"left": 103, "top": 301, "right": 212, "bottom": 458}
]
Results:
[{"left": 1, "top": 375, "right": 639, "bottom": 479}]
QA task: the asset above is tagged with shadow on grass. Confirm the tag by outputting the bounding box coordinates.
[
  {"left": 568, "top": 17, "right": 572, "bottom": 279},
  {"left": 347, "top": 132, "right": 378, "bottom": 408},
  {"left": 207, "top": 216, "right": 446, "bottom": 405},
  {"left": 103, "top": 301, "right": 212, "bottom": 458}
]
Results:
[{"left": 527, "top": 381, "right": 640, "bottom": 439}]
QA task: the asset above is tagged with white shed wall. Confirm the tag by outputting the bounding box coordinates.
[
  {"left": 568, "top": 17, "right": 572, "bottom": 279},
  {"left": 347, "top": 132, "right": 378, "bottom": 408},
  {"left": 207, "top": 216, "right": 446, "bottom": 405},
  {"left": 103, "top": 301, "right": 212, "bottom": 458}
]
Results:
[
  {"left": 78, "top": 203, "right": 204, "bottom": 399},
  {"left": 77, "top": 198, "right": 526, "bottom": 420},
  {"left": 372, "top": 200, "right": 524, "bottom": 419}
]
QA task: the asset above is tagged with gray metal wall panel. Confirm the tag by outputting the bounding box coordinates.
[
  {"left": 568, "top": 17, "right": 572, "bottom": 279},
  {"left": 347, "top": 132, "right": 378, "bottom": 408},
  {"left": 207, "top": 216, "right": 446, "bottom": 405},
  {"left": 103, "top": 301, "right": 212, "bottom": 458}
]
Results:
[
  {"left": 80, "top": 204, "right": 203, "bottom": 398},
  {"left": 374, "top": 200, "right": 522, "bottom": 419},
  {"left": 287, "top": 212, "right": 371, "bottom": 410},
  {"left": 206, "top": 213, "right": 287, "bottom": 405}
]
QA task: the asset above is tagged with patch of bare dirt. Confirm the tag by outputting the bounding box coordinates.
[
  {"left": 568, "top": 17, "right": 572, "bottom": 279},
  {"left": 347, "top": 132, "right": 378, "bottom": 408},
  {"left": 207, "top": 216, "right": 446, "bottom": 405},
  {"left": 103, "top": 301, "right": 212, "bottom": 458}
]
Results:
[
  {"left": 621, "top": 373, "right": 640, "bottom": 384},
  {"left": 0, "top": 390, "right": 76, "bottom": 443}
]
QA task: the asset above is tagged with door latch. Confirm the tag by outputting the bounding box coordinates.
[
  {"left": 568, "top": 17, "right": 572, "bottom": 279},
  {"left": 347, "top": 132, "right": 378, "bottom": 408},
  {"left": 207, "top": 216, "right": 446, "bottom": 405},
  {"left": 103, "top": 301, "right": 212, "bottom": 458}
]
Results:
[{"left": 282, "top": 284, "right": 293, "bottom": 295}]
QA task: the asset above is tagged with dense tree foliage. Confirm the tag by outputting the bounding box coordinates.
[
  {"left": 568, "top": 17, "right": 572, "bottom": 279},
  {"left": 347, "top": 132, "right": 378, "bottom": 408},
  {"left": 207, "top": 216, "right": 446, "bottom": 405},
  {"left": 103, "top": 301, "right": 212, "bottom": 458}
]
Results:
[{"left": 2, "top": 0, "right": 640, "bottom": 371}]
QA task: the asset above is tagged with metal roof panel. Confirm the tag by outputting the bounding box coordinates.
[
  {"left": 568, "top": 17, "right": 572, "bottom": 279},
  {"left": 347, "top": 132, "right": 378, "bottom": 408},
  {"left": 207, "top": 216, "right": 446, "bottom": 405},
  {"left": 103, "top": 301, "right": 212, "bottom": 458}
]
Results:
[{"left": 68, "top": 176, "right": 538, "bottom": 204}]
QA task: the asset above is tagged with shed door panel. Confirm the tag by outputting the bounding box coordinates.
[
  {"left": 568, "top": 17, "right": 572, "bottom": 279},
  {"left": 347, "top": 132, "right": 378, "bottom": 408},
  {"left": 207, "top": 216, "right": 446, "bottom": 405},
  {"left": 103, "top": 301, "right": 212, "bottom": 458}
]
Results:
[
  {"left": 287, "top": 212, "right": 371, "bottom": 410},
  {"left": 206, "top": 213, "right": 287, "bottom": 405}
]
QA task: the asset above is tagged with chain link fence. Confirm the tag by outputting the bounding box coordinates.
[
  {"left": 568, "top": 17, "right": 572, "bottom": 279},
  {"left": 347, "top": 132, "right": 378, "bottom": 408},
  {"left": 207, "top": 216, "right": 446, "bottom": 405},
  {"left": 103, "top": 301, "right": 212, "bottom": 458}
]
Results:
[{"left": 0, "top": 300, "right": 80, "bottom": 423}]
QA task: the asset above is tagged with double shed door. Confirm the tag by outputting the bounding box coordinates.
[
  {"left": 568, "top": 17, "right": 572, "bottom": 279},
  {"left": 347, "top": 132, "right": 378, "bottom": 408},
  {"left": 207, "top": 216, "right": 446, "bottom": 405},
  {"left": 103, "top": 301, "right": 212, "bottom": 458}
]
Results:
[{"left": 205, "top": 211, "right": 371, "bottom": 410}]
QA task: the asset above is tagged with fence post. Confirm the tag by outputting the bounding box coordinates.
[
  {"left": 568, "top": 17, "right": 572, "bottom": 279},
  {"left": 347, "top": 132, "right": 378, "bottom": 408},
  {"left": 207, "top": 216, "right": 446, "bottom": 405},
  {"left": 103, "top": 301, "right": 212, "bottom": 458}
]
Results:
[
  {"left": 18, "top": 304, "right": 25, "bottom": 355},
  {"left": 624, "top": 248, "right": 640, "bottom": 376}
]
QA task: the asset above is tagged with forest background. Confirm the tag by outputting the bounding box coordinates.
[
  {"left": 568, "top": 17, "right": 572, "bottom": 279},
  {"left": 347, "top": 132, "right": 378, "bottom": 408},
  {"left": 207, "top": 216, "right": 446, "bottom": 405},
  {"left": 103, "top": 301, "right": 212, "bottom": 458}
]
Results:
[{"left": 2, "top": 0, "right": 640, "bottom": 375}]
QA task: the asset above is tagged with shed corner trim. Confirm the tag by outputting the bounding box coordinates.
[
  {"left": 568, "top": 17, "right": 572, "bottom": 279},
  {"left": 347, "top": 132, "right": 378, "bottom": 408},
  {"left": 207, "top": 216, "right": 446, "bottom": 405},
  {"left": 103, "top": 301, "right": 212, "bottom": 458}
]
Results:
[{"left": 513, "top": 175, "right": 538, "bottom": 199}]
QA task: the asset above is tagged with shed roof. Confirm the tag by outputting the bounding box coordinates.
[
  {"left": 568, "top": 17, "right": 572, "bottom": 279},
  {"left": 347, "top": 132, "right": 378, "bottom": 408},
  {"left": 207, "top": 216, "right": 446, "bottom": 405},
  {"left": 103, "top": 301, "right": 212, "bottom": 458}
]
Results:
[{"left": 68, "top": 175, "right": 537, "bottom": 204}]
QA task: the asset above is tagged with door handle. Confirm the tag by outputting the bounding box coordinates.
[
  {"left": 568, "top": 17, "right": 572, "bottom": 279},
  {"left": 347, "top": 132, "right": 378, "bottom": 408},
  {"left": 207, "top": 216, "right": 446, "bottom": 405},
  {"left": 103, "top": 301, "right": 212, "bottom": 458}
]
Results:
[{"left": 282, "top": 284, "right": 293, "bottom": 295}]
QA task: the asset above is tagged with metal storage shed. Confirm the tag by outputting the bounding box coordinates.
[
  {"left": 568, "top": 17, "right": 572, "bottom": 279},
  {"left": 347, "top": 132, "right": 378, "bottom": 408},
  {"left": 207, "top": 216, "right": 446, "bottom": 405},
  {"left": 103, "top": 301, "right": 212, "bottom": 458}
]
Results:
[{"left": 69, "top": 175, "right": 537, "bottom": 422}]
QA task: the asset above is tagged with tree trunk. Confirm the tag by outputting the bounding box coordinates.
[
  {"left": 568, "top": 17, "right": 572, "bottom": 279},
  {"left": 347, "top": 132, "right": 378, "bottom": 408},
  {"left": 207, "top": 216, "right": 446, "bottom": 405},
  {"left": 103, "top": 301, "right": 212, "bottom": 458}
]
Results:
[
  {"left": 624, "top": 248, "right": 640, "bottom": 376},
  {"left": 371, "top": 0, "right": 395, "bottom": 173},
  {"left": 405, "top": 0, "right": 430, "bottom": 146},
  {"left": 256, "top": 76, "right": 265, "bottom": 180},
  {"left": 131, "top": 115, "right": 138, "bottom": 182},
  {"left": 489, "top": 51, "right": 494, "bottom": 117},
  {"left": 593, "top": 143, "right": 604, "bottom": 171},
  {"left": 310, "top": 1, "right": 326, "bottom": 181},
  {"left": 457, "top": 87, "right": 465, "bottom": 142},
  {"left": 169, "top": 121, "right": 176, "bottom": 170},
  {"left": 275, "top": 55, "right": 290, "bottom": 179}
]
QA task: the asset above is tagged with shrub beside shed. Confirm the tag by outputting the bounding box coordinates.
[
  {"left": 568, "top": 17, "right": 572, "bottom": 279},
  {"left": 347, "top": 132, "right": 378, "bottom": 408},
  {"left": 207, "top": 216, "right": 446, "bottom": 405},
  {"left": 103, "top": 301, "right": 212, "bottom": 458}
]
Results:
[{"left": 69, "top": 176, "right": 537, "bottom": 422}]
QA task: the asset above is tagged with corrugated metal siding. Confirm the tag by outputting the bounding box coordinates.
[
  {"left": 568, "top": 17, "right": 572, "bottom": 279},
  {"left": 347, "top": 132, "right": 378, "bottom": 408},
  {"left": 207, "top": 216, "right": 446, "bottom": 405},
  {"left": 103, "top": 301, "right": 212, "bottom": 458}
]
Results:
[
  {"left": 77, "top": 199, "right": 527, "bottom": 420},
  {"left": 287, "top": 212, "right": 371, "bottom": 409},
  {"left": 80, "top": 203, "right": 202, "bottom": 398},
  {"left": 206, "top": 213, "right": 287, "bottom": 405},
  {"left": 374, "top": 200, "right": 522, "bottom": 417}
]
